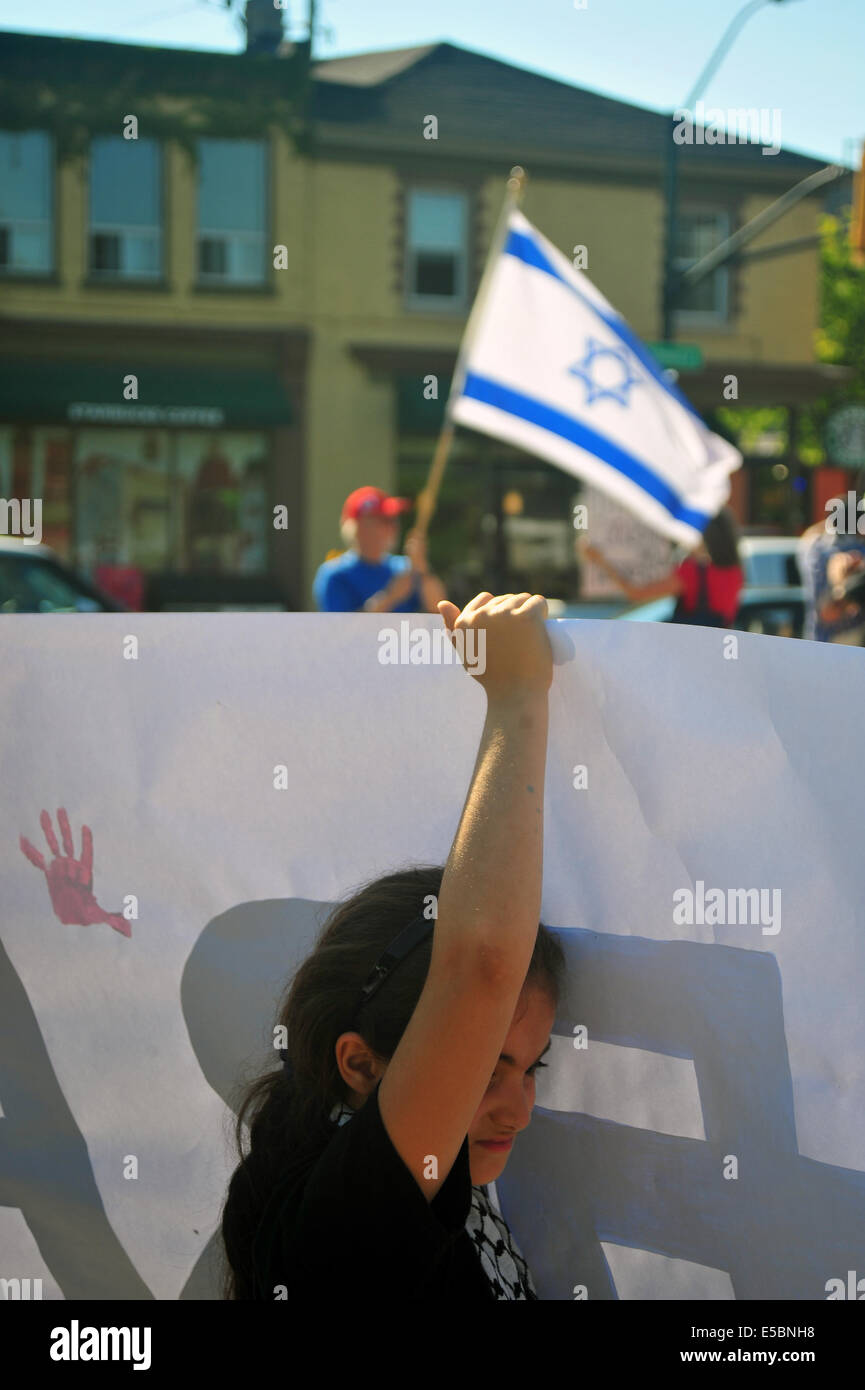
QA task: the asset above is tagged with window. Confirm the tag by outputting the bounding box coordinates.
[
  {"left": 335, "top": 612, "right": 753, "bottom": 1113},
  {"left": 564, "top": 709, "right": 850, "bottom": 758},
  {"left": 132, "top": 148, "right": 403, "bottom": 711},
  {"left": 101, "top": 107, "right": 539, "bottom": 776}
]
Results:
[
  {"left": 0, "top": 131, "right": 53, "bottom": 274},
  {"left": 197, "top": 139, "right": 267, "bottom": 285},
  {"left": 89, "top": 137, "right": 162, "bottom": 279},
  {"left": 405, "top": 189, "right": 468, "bottom": 310},
  {"left": 673, "top": 209, "right": 731, "bottom": 323}
]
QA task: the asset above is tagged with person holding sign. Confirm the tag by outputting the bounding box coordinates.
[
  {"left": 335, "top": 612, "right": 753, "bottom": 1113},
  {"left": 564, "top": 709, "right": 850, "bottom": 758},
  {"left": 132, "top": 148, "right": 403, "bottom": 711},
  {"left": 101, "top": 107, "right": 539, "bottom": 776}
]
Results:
[
  {"left": 582, "top": 507, "right": 743, "bottom": 628},
  {"left": 221, "top": 592, "right": 565, "bottom": 1301}
]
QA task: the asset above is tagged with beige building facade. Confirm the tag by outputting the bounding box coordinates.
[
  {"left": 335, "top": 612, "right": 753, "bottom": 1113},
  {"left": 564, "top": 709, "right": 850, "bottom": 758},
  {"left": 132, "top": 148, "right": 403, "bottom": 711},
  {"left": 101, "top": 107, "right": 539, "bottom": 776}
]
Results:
[{"left": 0, "top": 32, "right": 844, "bottom": 607}]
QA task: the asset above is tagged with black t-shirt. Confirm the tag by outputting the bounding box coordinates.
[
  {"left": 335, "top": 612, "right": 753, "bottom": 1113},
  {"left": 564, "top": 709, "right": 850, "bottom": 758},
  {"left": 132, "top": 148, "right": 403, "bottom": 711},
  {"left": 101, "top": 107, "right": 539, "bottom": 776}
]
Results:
[{"left": 249, "top": 1083, "right": 507, "bottom": 1301}]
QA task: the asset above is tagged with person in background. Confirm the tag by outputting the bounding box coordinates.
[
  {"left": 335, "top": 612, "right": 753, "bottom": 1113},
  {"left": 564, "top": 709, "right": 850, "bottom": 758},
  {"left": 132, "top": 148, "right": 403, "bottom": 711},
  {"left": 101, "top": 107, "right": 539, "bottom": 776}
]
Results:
[
  {"left": 820, "top": 558, "right": 865, "bottom": 645},
  {"left": 582, "top": 506, "right": 744, "bottom": 627},
  {"left": 313, "top": 486, "right": 447, "bottom": 614},
  {"left": 798, "top": 491, "right": 865, "bottom": 643}
]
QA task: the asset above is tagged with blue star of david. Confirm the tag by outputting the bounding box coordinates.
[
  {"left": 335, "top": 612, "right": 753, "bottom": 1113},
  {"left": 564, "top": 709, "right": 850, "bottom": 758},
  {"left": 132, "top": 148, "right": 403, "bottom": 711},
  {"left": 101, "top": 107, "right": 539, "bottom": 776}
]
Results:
[{"left": 568, "top": 337, "right": 642, "bottom": 406}]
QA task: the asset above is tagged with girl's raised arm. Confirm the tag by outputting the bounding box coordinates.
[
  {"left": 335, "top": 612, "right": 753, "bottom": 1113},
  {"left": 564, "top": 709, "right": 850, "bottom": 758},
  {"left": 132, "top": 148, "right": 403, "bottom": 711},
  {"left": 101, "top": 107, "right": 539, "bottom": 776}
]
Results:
[{"left": 378, "top": 592, "right": 553, "bottom": 1201}]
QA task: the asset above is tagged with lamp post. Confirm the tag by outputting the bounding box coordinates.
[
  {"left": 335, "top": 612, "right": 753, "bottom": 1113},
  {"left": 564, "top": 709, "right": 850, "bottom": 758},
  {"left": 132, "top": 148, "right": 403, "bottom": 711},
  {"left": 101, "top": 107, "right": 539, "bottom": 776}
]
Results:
[{"left": 661, "top": 0, "right": 801, "bottom": 342}]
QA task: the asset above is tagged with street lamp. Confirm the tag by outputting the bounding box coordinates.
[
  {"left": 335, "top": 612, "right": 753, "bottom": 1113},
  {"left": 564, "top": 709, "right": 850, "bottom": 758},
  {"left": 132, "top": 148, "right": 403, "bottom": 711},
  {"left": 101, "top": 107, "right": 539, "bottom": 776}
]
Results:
[{"left": 661, "top": 0, "right": 802, "bottom": 343}]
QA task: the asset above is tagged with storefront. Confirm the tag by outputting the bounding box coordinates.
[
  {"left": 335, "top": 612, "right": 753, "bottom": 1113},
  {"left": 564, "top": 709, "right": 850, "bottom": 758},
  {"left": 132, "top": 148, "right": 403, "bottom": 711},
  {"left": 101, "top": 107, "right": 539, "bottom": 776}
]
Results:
[{"left": 0, "top": 335, "right": 306, "bottom": 608}]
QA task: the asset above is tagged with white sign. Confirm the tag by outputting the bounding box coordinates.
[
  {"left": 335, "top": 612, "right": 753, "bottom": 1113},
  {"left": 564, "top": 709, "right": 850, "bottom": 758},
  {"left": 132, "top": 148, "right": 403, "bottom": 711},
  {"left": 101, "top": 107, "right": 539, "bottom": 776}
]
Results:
[
  {"left": 578, "top": 483, "right": 675, "bottom": 599},
  {"left": 1, "top": 615, "right": 864, "bottom": 1300}
]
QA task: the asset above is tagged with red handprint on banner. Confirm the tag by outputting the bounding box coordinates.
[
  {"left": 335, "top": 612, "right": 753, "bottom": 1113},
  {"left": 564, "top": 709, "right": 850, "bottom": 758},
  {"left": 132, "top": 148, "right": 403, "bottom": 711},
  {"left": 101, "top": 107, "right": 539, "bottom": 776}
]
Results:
[{"left": 19, "top": 808, "right": 131, "bottom": 938}]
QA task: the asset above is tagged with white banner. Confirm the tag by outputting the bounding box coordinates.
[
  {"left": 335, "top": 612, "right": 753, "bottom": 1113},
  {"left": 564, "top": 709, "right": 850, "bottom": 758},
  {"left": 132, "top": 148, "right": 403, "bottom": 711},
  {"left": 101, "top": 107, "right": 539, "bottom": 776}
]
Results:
[{"left": 1, "top": 614, "right": 864, "bottom": 1301}]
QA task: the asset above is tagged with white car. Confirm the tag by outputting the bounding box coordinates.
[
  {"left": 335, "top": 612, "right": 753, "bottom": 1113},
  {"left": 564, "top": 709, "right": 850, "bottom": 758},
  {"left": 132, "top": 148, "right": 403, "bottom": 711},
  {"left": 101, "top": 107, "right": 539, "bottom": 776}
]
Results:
[{"left": 738, "top": 536, "right": 801, "bottom": 589}]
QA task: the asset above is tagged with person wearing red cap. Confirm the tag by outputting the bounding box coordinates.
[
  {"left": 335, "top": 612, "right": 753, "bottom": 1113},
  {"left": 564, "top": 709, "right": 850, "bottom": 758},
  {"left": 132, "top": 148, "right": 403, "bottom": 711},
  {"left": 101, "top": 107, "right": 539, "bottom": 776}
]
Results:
[{"left": 313, "top": 486, "right": 447, "bottom": 613}]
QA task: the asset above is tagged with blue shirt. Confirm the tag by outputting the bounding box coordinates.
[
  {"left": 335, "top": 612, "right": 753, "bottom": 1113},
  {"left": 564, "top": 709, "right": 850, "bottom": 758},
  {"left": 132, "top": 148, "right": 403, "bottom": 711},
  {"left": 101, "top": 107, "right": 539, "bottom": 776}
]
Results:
[{"left": 313, "top": 550, "right": 422, "bottom": 613}]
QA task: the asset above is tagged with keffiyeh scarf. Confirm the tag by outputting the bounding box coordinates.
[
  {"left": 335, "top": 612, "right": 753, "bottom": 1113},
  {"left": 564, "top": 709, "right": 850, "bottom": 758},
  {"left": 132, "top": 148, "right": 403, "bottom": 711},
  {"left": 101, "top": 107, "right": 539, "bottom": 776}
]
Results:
[{"left": 330, "top": 1102, "right": 537, "bottom": 1300}]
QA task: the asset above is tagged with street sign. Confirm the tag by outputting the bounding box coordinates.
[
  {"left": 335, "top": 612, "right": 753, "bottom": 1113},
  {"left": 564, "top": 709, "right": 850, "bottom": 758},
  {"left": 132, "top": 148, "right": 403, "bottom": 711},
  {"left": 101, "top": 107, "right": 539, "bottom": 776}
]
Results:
[
  {"left": 647, "top": 342, "right": 704, "bottom": 371},
  {"left": 825, "top": 403, "right": 865, "bottom": 468}
]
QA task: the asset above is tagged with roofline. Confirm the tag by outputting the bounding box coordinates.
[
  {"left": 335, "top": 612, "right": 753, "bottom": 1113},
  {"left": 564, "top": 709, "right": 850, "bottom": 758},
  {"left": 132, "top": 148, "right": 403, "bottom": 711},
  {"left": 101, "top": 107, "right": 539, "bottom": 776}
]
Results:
[
  {"left": 0, "top": 27, "right": 298, "bottom": 64},
  {"left": 312, "top": 41, "right": 439, "bottom": 82},
  {"left": 313, "top": 40, "right": 444, "bottom": 66},
  {"left": 313, "top": 37, "right": 838, "bottom": 170},
  {"left": 0, "top": 29, "right": 842, "bottom": 172},
  {"left": 314, "top": 37, "right": 688, "bottom": 122}
]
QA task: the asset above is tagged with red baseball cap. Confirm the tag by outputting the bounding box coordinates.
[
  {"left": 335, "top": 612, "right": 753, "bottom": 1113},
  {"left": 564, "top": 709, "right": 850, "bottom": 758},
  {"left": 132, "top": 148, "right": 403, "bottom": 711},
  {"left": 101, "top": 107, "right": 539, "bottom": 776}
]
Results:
[{"left": 341, "top": 486, "right": 412, "bottom": 523}]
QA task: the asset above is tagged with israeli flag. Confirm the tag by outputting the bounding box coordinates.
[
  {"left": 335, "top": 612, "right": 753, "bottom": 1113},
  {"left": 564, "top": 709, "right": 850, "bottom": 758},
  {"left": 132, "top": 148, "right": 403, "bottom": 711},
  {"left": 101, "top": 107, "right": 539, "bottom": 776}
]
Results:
[{"left": 448, "top": 210, "right": 742, "bottom": 546}]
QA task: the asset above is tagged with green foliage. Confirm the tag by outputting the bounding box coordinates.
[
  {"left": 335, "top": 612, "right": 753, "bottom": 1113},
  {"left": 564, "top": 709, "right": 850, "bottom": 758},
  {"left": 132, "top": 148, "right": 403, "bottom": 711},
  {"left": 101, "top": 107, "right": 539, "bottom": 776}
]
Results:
[
  {"left": 714, "top": 405, "right": 787, "bottom": 454},
  {"left": 815, "top": 211, "right": 865, "bottom": 367},
  {"left": 0, "top": 32, "right": 311, "bottom": 162},
  {"left": 800, "top": 210, "right": 865, "bottom": 463},
  {"left": 712, "top": 209, "right": 865, "bottom": 465}
]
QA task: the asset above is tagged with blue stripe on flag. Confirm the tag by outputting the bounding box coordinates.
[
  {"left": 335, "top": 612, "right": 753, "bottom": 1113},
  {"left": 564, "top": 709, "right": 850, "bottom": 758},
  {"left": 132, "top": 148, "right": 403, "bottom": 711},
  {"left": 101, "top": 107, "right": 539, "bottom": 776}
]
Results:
[
  {"left": 503, "top": 228, "right": 703, "bottom": 423},
  {"left": 461, "top": 371, "right": 711, "bottom": 530}
]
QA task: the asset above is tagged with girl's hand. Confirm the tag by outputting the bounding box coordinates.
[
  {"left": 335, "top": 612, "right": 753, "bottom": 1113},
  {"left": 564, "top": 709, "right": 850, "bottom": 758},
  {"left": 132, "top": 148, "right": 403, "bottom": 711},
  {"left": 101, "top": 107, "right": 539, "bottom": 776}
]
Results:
[{"left": 436, "top": 592, "right": 552, "bottom": 698}]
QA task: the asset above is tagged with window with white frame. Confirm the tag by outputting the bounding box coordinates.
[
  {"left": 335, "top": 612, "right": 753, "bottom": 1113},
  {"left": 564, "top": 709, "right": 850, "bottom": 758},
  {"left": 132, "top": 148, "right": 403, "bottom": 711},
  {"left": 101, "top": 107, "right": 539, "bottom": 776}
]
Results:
[
  {"left": 673, "top": 208, "right": 731, "bottom": 322},
  {"left": 0, "top": 131, "right": 53, "bottom": 275},
  {"left": 197, "top": 139, "right": 267, "bottom": 285},
  {"left": 405, "top": 189, "right": 468, "bottom": 310},
  {"left": 89, "top": 136, "right": 162, "bottom": 279}
]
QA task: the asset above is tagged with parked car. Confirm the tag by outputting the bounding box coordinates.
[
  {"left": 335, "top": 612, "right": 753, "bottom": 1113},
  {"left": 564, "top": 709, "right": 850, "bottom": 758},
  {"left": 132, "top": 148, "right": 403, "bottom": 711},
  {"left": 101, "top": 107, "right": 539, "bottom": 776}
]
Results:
[
  {"left": 0, "top": 539, "right": 125, "bottom": 613},
  {"left": 0, "top": 541, "right": 294, "bottom": 612},
  {"left": 620, "top": 585, "right": 805, "bottom": 638},
  {"left": 738, "top": 536, "right": 802, "bottom": 589}
]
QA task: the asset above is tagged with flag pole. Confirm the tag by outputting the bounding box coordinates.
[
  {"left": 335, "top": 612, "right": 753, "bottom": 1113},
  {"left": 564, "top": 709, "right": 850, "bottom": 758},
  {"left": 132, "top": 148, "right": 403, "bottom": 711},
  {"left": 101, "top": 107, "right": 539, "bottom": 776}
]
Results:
[{"left": 413, "top": 165, "right": 527, "bottom": 539}]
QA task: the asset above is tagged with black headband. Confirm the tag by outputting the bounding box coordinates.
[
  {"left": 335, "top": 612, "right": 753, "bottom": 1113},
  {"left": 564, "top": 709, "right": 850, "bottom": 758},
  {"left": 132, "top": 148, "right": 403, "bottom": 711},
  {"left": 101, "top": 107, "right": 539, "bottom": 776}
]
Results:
[
  {"left": 277, "top": 912, "right": 435, "bottom": 1080},
  {"left": 353, "top": 912, "right": 434, "bottom": 1028}
]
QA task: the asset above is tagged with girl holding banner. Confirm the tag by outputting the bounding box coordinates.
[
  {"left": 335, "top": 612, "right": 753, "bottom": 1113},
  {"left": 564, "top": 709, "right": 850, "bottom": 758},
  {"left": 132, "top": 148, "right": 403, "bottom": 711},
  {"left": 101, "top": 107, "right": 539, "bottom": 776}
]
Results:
[{"left": 221, "top": 592, "right": 564, "bottom": 1300}]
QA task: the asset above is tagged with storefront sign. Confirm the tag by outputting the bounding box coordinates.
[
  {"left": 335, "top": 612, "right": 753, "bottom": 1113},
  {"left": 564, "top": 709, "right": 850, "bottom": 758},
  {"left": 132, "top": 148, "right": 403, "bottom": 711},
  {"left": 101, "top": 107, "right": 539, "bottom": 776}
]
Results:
[
  {"left": 68, "top": 403, "right": 225, "bottom": 427},
  {"left": 646, "top": 341, "right": 704, "bottom": 371}
]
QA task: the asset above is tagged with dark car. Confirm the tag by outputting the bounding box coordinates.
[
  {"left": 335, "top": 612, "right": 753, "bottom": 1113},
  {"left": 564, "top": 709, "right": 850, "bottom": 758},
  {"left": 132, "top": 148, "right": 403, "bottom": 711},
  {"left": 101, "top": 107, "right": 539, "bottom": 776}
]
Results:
[
  {"left": 0, "top": 540, "right": 125, "bottom": 613},
  {"left": 618, "top": 586, "right": 805, "bottom": 638}
]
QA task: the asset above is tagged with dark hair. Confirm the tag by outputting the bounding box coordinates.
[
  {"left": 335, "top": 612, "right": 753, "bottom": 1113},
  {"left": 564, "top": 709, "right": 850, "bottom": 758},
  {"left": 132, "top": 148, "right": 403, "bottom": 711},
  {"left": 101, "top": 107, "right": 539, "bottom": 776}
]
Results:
[
  {"left": 701, "top": 507, "right": 741, "bottom": 569},
  {"left": 219, "top": 863, "right": 566, "bottom": 1299}
]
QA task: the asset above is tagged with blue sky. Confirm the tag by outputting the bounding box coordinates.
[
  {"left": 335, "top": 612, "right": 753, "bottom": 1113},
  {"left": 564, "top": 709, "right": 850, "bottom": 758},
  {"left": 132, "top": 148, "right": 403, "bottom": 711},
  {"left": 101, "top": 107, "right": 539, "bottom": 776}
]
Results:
[{"left": 3, "top": 0, "right": 862, "bottom": 166}]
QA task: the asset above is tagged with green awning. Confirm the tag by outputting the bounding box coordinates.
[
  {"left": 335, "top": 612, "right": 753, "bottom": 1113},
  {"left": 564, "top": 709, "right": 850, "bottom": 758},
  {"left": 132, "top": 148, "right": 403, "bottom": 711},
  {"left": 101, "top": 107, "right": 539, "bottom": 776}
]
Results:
[
  {"left": 0, "top": 362, "right": 293, "bottom": 428},
  {"left": 396, "top": 373, "right": 452, "bottom": 435}
]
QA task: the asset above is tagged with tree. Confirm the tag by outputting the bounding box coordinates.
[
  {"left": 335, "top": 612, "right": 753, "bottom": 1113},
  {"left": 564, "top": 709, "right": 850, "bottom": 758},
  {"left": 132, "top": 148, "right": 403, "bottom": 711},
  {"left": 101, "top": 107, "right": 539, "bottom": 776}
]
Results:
[{"left": 716, "top": 208, "right": 865, "bottom": 470}]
